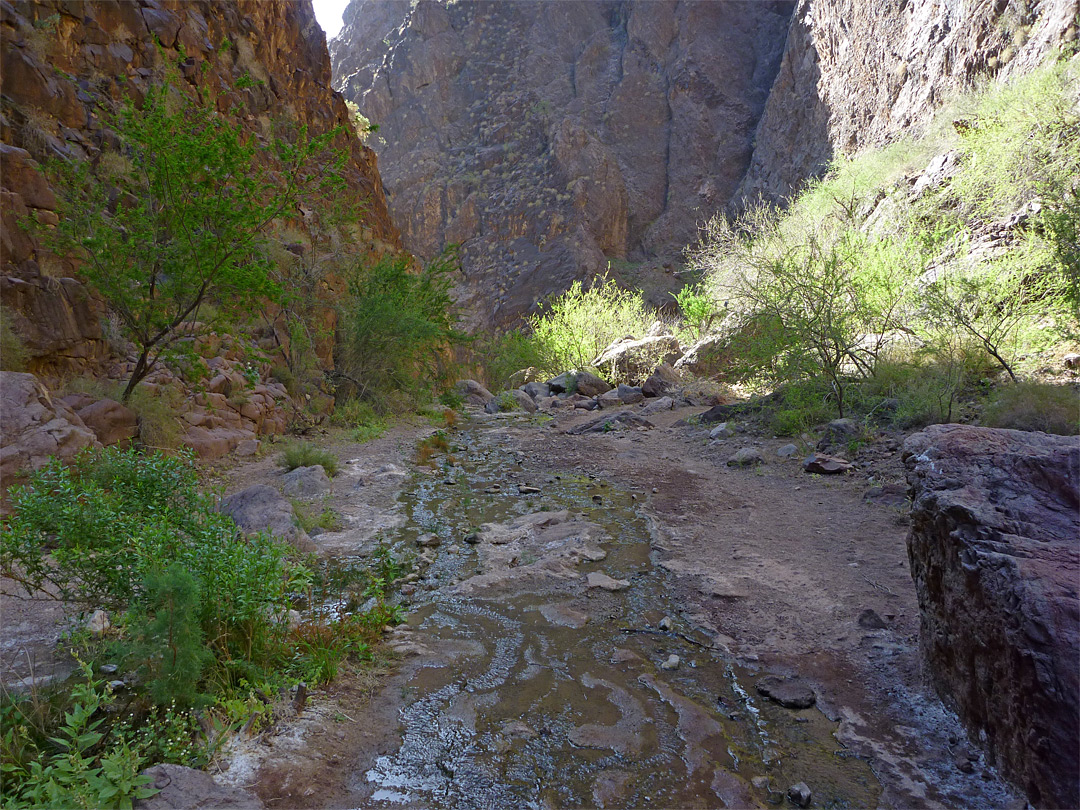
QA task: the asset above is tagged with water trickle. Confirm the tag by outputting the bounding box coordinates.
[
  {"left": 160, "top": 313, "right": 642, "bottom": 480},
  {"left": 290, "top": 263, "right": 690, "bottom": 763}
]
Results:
[{"left": 352, "top": 421, "right": 880, "bottom": 808}]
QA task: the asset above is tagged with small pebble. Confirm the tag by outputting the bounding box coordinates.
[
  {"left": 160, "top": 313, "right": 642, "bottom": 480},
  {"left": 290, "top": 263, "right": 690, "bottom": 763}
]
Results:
[{"left": 658, "top": 616, "right": 674, "bottom": 632}]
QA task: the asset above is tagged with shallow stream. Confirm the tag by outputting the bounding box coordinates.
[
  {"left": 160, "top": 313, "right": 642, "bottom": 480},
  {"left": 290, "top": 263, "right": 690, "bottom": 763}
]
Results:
[{"left": 340, "top": 421, "right": 881, "bottom": 808}]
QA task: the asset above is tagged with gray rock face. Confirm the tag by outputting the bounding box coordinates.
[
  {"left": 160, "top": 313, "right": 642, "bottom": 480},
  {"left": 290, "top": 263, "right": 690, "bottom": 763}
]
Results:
[
  {"left": 456, "top": 379, "right": 495, "bottom": 408},
  {"left": 0, "top": 371, "right": 101, "bottom": 484},
  {"left": 135, "top": 764, "right": 263, "bottom": 809},
  {"left": 281, "top": 465, "right": 331, "bottom": 499},
  {"left": 567, "top": 410, "right": 654, "bottom": 435},
  {"left": 904, "top": 425, "right": 1080, "bottom": 809},
  {"left": 737, "top": 0, "right": 1076, "bottom": 205},
  {"left": 332, "top": 0, "right": 794, "bottom": 326},
  {"left": 218, "top": 485, "right": 315, "bottom": 553}
]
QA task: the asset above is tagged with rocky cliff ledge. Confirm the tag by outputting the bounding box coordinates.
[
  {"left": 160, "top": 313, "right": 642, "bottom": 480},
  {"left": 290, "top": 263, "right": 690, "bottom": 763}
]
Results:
[
  {"left": 737, "top": 0, "right": 1078, "bottom": 204},
  {"left": 904, "top": 425, "right": 1080, "bottom": 809},
  {"left": 332, "top": 0, "right": 793, "bottom": 327},
  {"left": 1, "top": 0, "right": 400, "bottom": 375}
]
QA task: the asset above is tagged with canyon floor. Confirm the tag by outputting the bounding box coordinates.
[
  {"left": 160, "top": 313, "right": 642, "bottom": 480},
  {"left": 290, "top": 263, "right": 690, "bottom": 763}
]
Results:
[{"left": 205, "top": 403, "right": 1023, "bottom": 810}]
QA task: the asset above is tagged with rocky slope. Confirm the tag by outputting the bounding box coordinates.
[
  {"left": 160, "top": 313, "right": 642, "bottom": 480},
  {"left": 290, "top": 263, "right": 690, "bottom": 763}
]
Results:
[
  {"left": 1, "top": 0, "right": 401, "bottom": 377},
  {"left": 736, "top": 0, "right": 1078, "bottom": 204},
  {"left": 332, "top": 0, "right": 794, "bottom": 326}
]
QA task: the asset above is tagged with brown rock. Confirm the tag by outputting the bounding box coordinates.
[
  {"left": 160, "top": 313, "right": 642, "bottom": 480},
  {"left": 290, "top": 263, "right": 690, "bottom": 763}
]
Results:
[
  {"left": 0, "top": 371, "right": 100, "bottom": 485},
  {"left": 802, "top": 453, "right": 851, "bottom": 474},
  {"left": 75, "top": 398, "right": 138, "bottom": 447},
  {"left": 642, "top": 363, "right": 680, "bottom": 397},
  {"left": 333, "top": 0, "right": 793, "bottom": 326},
  {"left": 756, "top": 675, "right": 816, "bottom": 709},
  {"left": 904, "top": 425, "right": 1080, "bottom": 809}
]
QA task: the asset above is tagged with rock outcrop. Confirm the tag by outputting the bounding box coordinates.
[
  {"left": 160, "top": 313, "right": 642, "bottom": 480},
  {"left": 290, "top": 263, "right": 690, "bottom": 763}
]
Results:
[
  {"left": 1, "top": 0, "right": 400, "bottom": 375},
  {"left": 0, "top": 371, "right": 100, "bottom": 485},
  {"left": 904, "top": 425, "right": 1080, "bottom": 809},
  {"left": 332, "top": 0, "right": 793, "bottom": 326},
  {"left": 737, "top": 0, "right": 1077, "bottom": 205}
]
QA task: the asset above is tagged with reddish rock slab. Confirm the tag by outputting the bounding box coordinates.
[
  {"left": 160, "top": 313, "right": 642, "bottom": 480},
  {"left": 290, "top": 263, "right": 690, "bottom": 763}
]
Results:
[{"left": 904, "top": 425, "right": 1080, "bottom": 809}]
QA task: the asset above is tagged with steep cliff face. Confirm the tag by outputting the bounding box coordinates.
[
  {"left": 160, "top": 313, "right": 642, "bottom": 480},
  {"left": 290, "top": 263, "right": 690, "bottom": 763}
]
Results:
[
  {"left": 737, "top": 0, "right": 1078, "bottom": 205},
  {"left": 332, "top": 0, "right": 793, "bottom": 327},
  {"left": 0, "top": 0, "right": 400, "bottom": 375}
]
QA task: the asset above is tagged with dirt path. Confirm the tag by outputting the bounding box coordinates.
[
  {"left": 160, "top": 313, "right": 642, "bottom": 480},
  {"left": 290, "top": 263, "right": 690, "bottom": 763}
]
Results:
[{"left": 215, "top": 404, "right": 1021, "bottom": 809}]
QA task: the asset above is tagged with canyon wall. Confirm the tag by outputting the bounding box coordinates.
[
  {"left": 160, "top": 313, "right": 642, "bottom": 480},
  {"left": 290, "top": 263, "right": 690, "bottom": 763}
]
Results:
[
  {"left": 332, "top": 0, "right": 794, "bottom": 326},
  {"left": 1, "top": 0, "right": 400, "bottom": 375},
  {"left": 332, "top": 0, "right": 1075, "bottom": 327},
  {"left": 738, "top": 0, "right": 1079, "bottom": 205}
]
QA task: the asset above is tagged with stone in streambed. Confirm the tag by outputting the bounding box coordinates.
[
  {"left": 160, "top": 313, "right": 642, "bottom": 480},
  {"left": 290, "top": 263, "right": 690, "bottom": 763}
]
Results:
[
  {"left": 586, "top": 572, "right": 630, "bottom": 591},
  {"left": 802, "top": 452, "right": 851, "bottom": 474},
  {"left": 727, "top": 448, "right": 764, "bottom": 467},
  {"left": 755, "top": 675, "right": 816, "bottom": 709}
]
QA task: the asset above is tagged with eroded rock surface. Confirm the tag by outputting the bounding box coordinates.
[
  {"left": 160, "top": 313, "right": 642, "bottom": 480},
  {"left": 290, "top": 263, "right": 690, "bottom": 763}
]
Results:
[
  {"left": 218, "top": 484, "right": 316, "bottom": 553},
  {"left": 332, "top": 0, "right": 794, "bottom": 325},
  {"left": 0, "top": 371, "right": 100, "bottom": 485},
  {"left": 904, "top": 424, "right": 1080, "bottom": 809}
]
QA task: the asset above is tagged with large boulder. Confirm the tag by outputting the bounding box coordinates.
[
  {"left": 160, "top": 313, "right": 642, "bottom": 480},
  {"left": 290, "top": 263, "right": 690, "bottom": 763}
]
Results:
[
  {"left": 281, "top": 465, "right": 331, "bottom": 499},
  {"left": 218, "top": 485, "right": 315, "bottom": 553},
  {"left": 73, "top": 398, "right": 139, "bottom": 448},
  {"left": 0, "top": 372, "right": 101, "bottom": 485},
  {"left": 455, "top": 379, "right": 495, "bottom": 408},
  {"left": 642, "top": 363, "right": 680, "bottom": 397},
  {"left": 904, "top": 425, "right": 1080, "bottom": 809},
  {"left": 673, "top": 334, "right": 727, "bottom": 377},
  {"left": 592, "top": 333, "right": 682, "bottom": 384},
  {"left": 136, "top": 764, "right": 263, "bottom": 809},
  {"left": 546, "top": 370, "right": 612, "bottom": 398}
]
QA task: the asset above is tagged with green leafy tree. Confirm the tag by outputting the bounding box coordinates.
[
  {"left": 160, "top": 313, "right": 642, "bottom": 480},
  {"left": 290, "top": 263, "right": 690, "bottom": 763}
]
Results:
[
  {"left": 39, "top": 83, "right": 345, "bottom": 401},
  {"left": 335, "top": 249, "right": 466, "bottom": 409}
]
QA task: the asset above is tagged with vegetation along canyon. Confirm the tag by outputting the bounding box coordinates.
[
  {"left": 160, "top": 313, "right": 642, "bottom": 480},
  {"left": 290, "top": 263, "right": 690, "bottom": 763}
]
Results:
[{"left": 0, "top": 0, "right": 1078, "bottom": 808}]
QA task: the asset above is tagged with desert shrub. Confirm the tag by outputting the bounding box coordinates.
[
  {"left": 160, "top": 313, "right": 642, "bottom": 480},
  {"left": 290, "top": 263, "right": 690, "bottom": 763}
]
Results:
[
  {"left": 0, "top": 662, "right": 158, "bottom": 809},
  {"left": 477, "top": 329, "right": 546, "bottom": 391},
  {"left": 278, "top": 441, "right": 340, "bottom": 476},
  {"left": 672, "top": 282, "right": 720, "bottom": 342},
  {"left": 982, "top": 381, "right": 1079, "bottom": 435},
  {"left": 126, "top": 565, "right": 213, "bottom": 708},
  {"left": 336, "top": 250, "right": 466, "bottom": 411},
  {"left": 0, "top": 448, "right": 300, "bottom": 660},
  {"left": 690, "top": 212, "right": 918, "bottom": 416},
  {"left": 127, "top": 383, "right": 183, "bottom": 449},
  {"left": 528, "top": 277, "right": 657, "bottom": 376}
]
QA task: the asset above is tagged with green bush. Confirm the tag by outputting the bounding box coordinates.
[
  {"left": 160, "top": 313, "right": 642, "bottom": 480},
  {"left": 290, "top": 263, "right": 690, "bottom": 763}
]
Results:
[
  {"left": 278, "top": 441, "right": 340, "bottom": 476},
  {"left": 477, "top": 329, "right": 546, "bottom": 391},
  {"left": 1, "top": 448, "right": 301, "bottom": 665},
  {"left": 336, "top": 250, "right": 466, "bottom": 412},
  {"left": 982, "top": 381, "right": 1079, "bottom": 435},
  {"left": 528, "top": 277, "right": 657, "bottom": 377},
  {"left": 1, "top": 662, "right": 158, "bottom": 809}
]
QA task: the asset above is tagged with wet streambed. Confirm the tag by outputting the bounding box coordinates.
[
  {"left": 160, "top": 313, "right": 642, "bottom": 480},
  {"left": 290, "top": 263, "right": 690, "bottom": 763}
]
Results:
[{"left": 336, "top": 420, "right": 881, "bottom": 808}]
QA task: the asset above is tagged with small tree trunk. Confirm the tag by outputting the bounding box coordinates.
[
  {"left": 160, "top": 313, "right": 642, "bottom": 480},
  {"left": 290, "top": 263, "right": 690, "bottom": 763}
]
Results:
[{"left": 121, "top": 349, "right": 152, "bottom": 402}]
